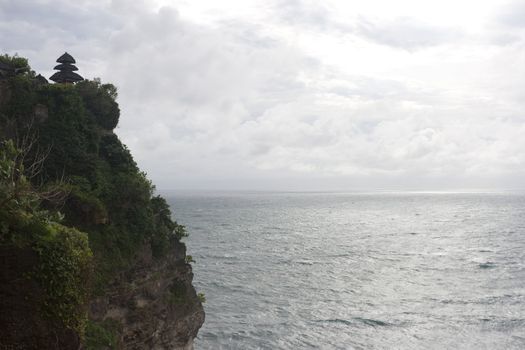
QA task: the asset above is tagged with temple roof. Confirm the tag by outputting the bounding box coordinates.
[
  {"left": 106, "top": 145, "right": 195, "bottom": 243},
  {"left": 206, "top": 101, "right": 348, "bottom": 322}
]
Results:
[
  {"left": 53, "top": 63, "right": 78, "bottom": 71},
  {"left": 49, "top": 70, "right": 84, "bottom": 83},
  {"left": 51, "top": 52, "right": 83, "bottom": 83},
  {"left": 35, "top": 74, "right": 49, "bottom": 84},
  {"left": 56, "top": 52, "right": 76, "bottom": 64}
]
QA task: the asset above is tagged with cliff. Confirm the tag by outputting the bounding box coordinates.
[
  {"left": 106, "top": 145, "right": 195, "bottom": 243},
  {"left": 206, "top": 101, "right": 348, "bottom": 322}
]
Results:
[
  {"left": 88, "top": 241, "right": 203, "bottom": 349},
  {"left": 0, "top": 55, "right": 204, "bottom": 349}
]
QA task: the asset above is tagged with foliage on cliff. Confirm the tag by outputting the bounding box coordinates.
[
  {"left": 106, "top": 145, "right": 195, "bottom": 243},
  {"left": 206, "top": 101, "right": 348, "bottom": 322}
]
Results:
[
  {"left": 0, "top": 139, "right": 92, "bottom": 337},
  {"left": 0, "top": 54, "right": 188, "bottom": 345}
]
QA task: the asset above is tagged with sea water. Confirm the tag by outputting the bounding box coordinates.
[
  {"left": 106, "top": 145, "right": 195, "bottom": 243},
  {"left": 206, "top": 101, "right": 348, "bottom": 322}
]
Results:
[{"left": 166, "top": 192, "right": 525, "bottom": 349}]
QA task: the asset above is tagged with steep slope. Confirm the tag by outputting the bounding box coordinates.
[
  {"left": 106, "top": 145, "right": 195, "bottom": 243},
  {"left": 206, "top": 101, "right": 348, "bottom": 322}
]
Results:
[{"left": 0, "top": 55, "right": 204, "bottom": 349}]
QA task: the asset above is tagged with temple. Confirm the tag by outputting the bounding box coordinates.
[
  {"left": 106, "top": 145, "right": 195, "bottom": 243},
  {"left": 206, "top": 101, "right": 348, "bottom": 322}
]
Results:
[{"left": 49, "top": 52, "right": 84, "bottom": 84}]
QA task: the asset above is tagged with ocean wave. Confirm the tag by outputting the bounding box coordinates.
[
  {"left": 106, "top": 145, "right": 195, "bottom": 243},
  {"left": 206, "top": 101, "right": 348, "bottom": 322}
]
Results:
[{"left": 317, "top": 317, "right": 391, "bottom": 327}]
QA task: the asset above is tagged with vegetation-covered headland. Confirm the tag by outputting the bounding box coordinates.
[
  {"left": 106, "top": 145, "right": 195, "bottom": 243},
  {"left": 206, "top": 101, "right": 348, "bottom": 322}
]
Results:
[{"left": 0, "top": 54, "right": 204, "bottom": 349}]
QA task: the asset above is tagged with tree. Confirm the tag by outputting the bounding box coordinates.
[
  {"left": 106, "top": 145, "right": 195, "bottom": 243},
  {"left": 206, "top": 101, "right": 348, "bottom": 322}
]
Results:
[{"left": 75, "top": 79, "right": 120, "bottom": 130}]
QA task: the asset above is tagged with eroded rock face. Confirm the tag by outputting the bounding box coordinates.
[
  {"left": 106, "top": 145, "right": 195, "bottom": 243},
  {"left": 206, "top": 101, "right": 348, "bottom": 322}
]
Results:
[
  {"left": 33, "top": 103, "right": 48, "bottom": 123},
  {"left": 89, "top": 241, "right": 205, "bottom": 349}
]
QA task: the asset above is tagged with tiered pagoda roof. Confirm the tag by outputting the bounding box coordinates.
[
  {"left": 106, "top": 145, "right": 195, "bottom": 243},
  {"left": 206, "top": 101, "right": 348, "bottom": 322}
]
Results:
[
  {"left": 49, "top": 52, "right": 84, "bottom": 84},
  {"left": 35, "top": 74, "right": 48, "bottom": 84}
]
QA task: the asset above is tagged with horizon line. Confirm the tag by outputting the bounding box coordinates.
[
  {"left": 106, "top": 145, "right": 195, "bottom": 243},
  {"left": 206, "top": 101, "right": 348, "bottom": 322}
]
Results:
[{"left": 156, "top": 188, "right": 525, "bottom": 194}]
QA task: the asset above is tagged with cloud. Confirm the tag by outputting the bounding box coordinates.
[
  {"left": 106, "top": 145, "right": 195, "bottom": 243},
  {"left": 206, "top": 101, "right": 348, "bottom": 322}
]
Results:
[
  {"left": 479, "top": 1, "right": 525, "bottom": 48},
  {"left": 2, "top": 0, "right": 525, "bottom": 190},
  {"left": 271, "top": 0, "right": 352, "bottom": 33},
  {"left": 356, "top": 16, "right": 462, "bottom": 50},
  {"left": 495, "top": 0, "right": 525, "bottom": 28},
  {"left": 0, "top": 0, "right": 119, "bottom": 45},
  {"left": 268, "top": 1, "right": 461, "bottom": 50}
]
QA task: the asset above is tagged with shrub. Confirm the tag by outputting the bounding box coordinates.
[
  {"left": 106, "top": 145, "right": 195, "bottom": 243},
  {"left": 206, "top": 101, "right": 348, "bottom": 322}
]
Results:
[
  {"left": 75, "top": 79, "right": 120, "bottom": 130},
  {"left": 33, "top": 224, "right": 93, "bottom": 336},
  {"left": 197, "top": 293, "right": 206, "bottom": 303},
  {"left": 0, "top": 139, "right": 93, "bottom": 338}
]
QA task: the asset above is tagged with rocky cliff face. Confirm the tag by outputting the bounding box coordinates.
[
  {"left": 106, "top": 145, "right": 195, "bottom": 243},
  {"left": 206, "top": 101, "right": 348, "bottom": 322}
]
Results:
[
  {"left": 90, "top": 242, "right": 204, "bottom": 350},
  {"left": 0, "top": 240, "right": 204, "bottom": 350},
  {"left": 89, "top": 241, "right": 204, "bottom": 350}
]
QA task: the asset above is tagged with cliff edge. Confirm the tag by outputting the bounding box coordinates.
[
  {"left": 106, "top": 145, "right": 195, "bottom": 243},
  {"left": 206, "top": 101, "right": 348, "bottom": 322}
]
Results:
[{"left": 0, "top": 54, "right": 204, "bottom": 349}]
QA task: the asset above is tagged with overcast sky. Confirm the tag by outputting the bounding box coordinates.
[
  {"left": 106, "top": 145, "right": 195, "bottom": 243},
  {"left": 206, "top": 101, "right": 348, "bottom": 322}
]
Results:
[{"left": 2, "top": 0, "right": 525, "bottom": 191}]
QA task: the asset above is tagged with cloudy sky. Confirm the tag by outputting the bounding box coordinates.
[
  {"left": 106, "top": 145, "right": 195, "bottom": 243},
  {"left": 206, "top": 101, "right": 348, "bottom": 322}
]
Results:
[{"left": 2, "top": 0, "right": 525, "bottom": 191}]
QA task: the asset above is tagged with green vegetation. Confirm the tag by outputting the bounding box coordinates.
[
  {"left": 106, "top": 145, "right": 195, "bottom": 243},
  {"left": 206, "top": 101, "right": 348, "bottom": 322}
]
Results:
[
  {"left": 0, "top": 139, "right": 92, "bottom": 336},
  {"left": 0, "top": 54, "right": 188, "bottom": 343},
  {"left": 167, "top": 278, "right": 188, "bottom": 305},
  {"left": 76, "top": 79, "right": 119, "bottom": 130},
  {"left": 197, "top": 293, "right": 206, "bottom": 304},
  {"left": 85, "top": 319, "right": 120, "bottom": 349},
  {"left": 32, "top": 223, "right": 92, "bottom": 335},
  {"left": 0, "top": 53, "right": 31, "bottom": 72}
]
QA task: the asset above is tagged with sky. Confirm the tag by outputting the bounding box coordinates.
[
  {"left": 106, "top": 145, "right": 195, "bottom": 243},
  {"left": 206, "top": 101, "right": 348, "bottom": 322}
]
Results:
[{"left": 2, "top": 0, "right": 525, "bottom": 191}]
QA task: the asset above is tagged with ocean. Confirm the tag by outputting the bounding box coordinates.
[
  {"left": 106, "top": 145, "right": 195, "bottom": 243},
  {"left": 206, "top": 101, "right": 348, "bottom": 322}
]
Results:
[{"left": 166, "top": 192, "right": 525, "bottom": 349}]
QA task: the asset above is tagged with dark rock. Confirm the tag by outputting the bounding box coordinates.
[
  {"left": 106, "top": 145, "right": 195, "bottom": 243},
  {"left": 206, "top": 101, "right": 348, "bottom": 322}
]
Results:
[{"left": 89, "top": 240, "right": 205, "bottom": 349}]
